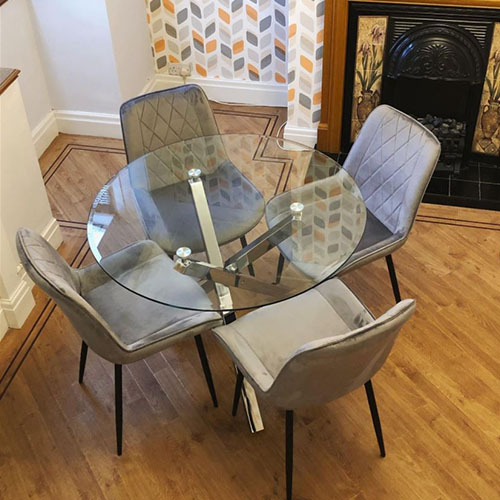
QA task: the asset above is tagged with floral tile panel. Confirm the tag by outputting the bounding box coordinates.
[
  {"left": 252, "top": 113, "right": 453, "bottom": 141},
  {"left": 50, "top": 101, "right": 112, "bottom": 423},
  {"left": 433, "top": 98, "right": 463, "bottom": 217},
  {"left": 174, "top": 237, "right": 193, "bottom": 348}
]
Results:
[
  {"left": 473, "top": 23, "right": 500, "bottom": 157},
  {"left": 351, "top": 16, "right": 388, "bottom": 142}
]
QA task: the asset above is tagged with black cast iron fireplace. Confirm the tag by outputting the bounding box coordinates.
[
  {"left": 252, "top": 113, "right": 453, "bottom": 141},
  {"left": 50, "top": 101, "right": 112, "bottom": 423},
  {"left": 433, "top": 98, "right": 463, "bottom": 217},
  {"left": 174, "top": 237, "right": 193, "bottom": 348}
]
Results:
[
  {"left": 342, "top": 2, "right": 500, "bottom": 179},
  {"left": 383, "top": 23, "right": 486, "bottom": 173}
]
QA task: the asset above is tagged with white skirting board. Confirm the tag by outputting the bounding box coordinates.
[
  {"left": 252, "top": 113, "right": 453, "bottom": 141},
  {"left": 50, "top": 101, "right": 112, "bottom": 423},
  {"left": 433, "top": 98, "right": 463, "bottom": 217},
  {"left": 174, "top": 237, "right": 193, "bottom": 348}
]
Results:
[
  {"left": 54, "top": 110, "right": 123, "bottom": 139},
  {"left": 153, "top": 74, "right": 288, "bottom": 107},
  {"left": 0, "top": 276, "right": 36, "bottom": 334},
  {"left": 31, "top": 108, "right": 122, "bottom": 155},
  {"left": 42, "top": 216, "right": 63, "bottom": 249},
  {"left": 31, "top": 79, "right": 157, "bottom": 149},
  {"left": 30, "top": 75, "right": 293, "bottom": 155},
  {"left": 0, "top": 218, "right": 62, "bottom": 339},
  {"left": 283, "top": 123, "right": 318, "bottom": 148},
  {"left": 0, "top": 308, "right": 8, "bottom": 340},
  {"left": 32, "top": 111, "right": 58, "bottom": 158}
]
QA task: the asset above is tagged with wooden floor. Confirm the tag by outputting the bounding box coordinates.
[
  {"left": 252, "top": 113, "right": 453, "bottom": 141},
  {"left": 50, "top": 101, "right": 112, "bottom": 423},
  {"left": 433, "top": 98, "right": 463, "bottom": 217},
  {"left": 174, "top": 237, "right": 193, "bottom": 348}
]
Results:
[{"left": 1, "top": 103, "right": 500, "bottom": 500}]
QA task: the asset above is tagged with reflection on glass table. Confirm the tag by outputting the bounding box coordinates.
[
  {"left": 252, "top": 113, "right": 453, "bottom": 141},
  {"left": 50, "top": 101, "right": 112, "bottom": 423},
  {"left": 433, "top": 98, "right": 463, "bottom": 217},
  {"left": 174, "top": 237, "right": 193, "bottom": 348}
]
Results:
[{"left": 88, "top": 134, "right": 367, "bottom": 313}]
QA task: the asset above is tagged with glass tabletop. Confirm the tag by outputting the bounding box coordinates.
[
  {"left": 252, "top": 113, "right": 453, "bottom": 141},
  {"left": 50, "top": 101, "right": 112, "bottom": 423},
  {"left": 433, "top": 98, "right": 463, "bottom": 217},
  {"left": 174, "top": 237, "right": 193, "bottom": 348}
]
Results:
[{"left": 87, "top": 134, "right": 366, "bottom": 312}]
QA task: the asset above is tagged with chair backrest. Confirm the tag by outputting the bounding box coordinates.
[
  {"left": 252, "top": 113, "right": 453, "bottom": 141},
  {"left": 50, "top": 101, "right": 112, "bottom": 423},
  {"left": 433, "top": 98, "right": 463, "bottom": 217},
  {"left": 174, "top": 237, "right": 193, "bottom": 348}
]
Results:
[
  {"left": 120, "top": 84, "right": 220, "bottom": 162},
  {"left": 343, "top": 105, "right": 440, "bottom": 237},
  {"left": 265, "top": 298, "right": 416, "bottom": 409},
  {"left": 16, "top": 228, "right": 127, "bottom": 363}
]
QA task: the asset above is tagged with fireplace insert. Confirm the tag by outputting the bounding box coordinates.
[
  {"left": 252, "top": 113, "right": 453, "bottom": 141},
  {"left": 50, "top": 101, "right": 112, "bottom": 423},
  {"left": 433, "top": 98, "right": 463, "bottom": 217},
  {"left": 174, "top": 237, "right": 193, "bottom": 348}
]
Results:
[
  {"left": 383, "top": 23, "right": 486, "bottom": 173},
  {"left": 341, "top": 3, "right": 499, "bottom": 175}
]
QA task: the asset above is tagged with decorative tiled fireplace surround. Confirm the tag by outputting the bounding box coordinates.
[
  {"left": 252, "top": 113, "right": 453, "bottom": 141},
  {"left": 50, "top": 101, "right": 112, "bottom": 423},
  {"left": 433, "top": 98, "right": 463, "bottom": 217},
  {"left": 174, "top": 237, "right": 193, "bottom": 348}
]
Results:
[{"left": 323, "top": 2, "right": 500, "bottom": 210}]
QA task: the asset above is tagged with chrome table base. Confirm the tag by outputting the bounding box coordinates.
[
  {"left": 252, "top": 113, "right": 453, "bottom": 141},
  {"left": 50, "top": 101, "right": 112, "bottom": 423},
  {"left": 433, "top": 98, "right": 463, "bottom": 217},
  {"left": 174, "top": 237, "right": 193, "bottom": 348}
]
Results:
[{"left": 187, "top": 170, "right": 264, "bottom": 433}]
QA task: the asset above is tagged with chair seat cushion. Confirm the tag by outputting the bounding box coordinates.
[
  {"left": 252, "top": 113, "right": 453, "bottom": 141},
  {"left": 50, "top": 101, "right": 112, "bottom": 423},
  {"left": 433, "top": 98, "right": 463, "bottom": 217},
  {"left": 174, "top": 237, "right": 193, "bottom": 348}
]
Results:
[
  {"left": 133, "top": 160, "right": 265, "bottom": 254},
  {"left": 213, "top": 278, "right": 373, "bottom": 392},
  {"left": 267, "top": 205, "right": 404, "bottom": 279},
  {"left": 337, "top": 209, "right": 404, "bottom": 274},
  {"left": 264, "top": 175, "right": 366, "bottom": 282},
  {"left": 82, "top": 241, "right": 221, "bottom": 351}
]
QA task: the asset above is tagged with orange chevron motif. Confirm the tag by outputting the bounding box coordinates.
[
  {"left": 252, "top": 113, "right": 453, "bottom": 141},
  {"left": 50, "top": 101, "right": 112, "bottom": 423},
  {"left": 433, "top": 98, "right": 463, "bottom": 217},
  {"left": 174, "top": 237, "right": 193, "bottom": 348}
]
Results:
[
  {"left": 196, "top": 64, "right": 207, "bottom": 77},
  {"left": 154, "top": 39, "right": 165, "bottom": 52},
  {"left": 206, "top": 40, "right": 217, "bottom": 53},
  {"left": 192, "top": 31, "right": 204, "bottom": 45},
  {"left": 233, "top": 40, "right": 244, "bottom": 55},
  {"left": 300, "top": 56, "right": 313, "bottom": 73},
  {"left": 248, "top": 64, "right": 259, "bottom": 78},
  {"left": 245, "top": 5, "right": 258, "bottom": 22},
  {"left": 162, "top": 0, "right": 174, "bottom": 13},
  {"left": 218, "top": 8, "right": 230, "bottom": 24},
  {"left": 275, "top": 72, "right": 286, "bottom": 83},
  {"left": 275, "top": 39, "right": 286, "bottom": 53}
]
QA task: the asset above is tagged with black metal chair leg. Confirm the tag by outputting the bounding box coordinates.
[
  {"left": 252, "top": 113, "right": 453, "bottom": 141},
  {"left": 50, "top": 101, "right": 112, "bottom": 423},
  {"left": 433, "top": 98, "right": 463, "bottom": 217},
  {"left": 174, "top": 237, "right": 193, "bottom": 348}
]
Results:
[
  {"left": 232, "top": 370, "right": 244, "bottom": 416},
  {"left": 115, "top": 364, "right": 123, "bottom": 456},
  {"left": 385, "top": 254, "right": 401, "bottom": 303},
  {"left": 239, "top": 236, "right": 255, "bottom": 276},
  {"left": 364, "top": 380, "right": 386, "bottom": 457},
  {"left": 224, "top": 311, "right": 237, "bottom": 325},
  {"left": 78, "top": 341, "right": 88, "bottom": 384},
  {"left": 194, "top": 335, "right": 218, "bottom": 408},
  {"left": 276, "top": 254, "right": 285, "bottom": 284},
  {"left": 285, "top": 410, "right": 294, "bottom": 500}
]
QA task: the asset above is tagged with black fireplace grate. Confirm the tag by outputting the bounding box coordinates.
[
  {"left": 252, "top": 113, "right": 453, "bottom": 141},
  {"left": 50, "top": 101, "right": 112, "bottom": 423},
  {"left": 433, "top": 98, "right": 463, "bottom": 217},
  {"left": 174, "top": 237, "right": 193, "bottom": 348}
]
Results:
[{"left": 414, "top": 114, "right": 467, "bottom": 174}]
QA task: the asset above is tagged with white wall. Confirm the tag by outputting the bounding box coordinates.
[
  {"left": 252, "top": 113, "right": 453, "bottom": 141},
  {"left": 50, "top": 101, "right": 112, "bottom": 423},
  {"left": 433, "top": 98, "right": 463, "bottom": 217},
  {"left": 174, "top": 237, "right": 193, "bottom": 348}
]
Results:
[
  {"left": 105, "top": 0, "right": 155, "bottom": 102},
  {"left": 30, "top": 0, "right": 122, "bottom": 115},
  {"left": 0, "top": 0, "right": 52, "bottom": 131},
  {"left": 0, "top": 79, "right": 62, "bottom": 338}
]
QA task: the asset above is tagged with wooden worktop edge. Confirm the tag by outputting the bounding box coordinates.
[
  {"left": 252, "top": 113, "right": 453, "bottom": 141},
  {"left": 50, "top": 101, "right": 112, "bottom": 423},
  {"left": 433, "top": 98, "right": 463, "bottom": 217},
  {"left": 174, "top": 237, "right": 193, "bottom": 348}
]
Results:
[{"left": 0, "top": 68, "right": 20, "bottom": 97}]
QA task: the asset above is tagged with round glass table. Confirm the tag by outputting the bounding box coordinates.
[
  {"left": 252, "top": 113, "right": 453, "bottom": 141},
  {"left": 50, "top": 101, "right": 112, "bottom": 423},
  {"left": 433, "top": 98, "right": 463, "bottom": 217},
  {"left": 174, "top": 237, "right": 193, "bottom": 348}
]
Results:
[{"left": 87, "top": 134, "right": 367, "bottom": 314}]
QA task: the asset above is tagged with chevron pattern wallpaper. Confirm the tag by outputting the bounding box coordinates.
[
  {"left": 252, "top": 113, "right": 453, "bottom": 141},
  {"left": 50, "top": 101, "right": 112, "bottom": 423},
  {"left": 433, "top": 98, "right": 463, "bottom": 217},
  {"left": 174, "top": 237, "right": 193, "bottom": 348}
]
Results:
[
  {"left": 146, "top": 0, "right": 288, "bottom": 83},
  {"left": 145, "top": 0, "right": 325, "bottom": 131},
  {"left": 287, "top": 0, "right": 325, "bottom": 128}
]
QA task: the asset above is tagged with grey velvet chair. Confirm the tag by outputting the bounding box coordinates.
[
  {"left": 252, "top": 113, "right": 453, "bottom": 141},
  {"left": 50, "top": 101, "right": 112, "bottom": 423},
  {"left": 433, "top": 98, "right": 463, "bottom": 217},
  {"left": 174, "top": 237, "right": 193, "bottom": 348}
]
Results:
[
  {"left": 16, "top": 228, "right": 222, "bottom": 455},
  {"left": 269, "top": 105, "right": 441, "bottom": 301},
  {"left": 120, "top": 84, "right": 265, "bottom": 271},
  {"left": 213, "top": 278, "right": 416, "bottom": 500}
]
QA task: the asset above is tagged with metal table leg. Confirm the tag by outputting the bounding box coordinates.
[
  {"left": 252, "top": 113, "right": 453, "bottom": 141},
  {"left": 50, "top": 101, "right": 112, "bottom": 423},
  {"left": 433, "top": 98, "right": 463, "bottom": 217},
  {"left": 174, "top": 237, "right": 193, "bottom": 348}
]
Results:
[
  {"left": 187, "top": 170, "right": 265, "bottom": 433},
  {"left": 241, "top": 379, "right": 264, "bottom": 432},
  {"left": 224, "top": 312, "right": 264, "bottom": 432}
]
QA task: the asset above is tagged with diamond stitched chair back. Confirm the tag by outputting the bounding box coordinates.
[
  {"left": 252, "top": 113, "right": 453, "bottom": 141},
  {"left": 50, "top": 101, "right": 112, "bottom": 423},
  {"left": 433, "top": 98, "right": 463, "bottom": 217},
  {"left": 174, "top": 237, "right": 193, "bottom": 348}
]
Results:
[
  {"left": 17, "top": 229, "right": 125, "bottom": 362},
  {"left": 343, "top": 104, "right": 440, "bottom": 240},
  {"left": 338, "top": 105, "right": 440, "bottom": 301},
  {"left": 16, "top": 228, "right": 221, "bottom": 455},
  {"left": 268, "top": 105, "right": 441, "bottom": 301},
  {"left": 120, "top": 84, "right": 219, "bottom": 162},
  {"left": 120, "top": 85, "right": 265, "bottom": 263}
]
